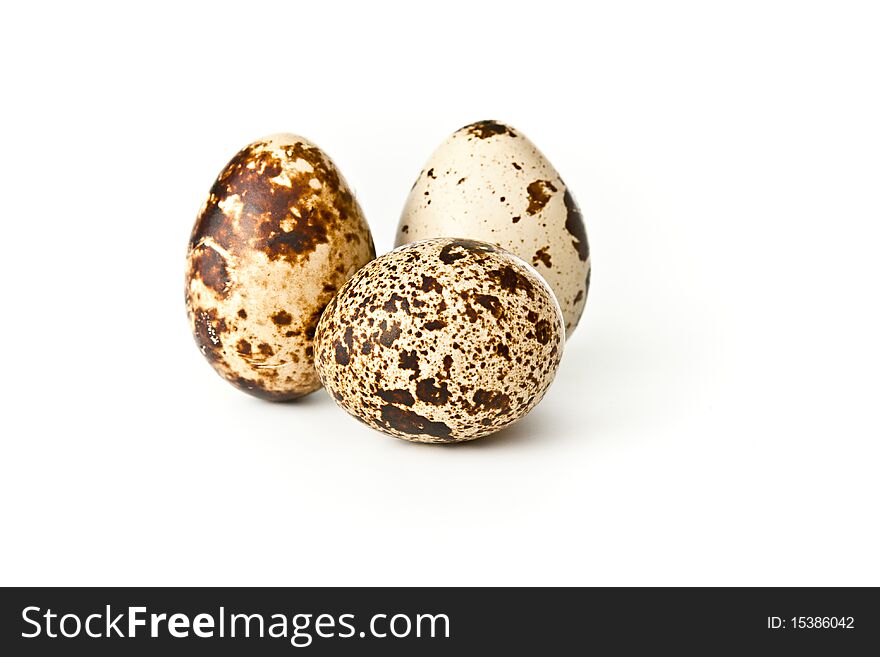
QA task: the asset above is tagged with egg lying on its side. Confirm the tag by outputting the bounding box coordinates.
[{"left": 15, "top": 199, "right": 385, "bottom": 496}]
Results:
[
  {"left": 185, "top": 134, "right": 375, "bottom": 400},
  {"left": 396, "top": 120, "right": 591, "bottom": 335},
  {"left": 314, "top": 238, "right": 564, "bottom": 443}
]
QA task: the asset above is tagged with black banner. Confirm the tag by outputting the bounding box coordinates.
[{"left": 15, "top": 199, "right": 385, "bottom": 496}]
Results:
[{"left": 1, "top": 587, "right": 877, "bottom": 654}]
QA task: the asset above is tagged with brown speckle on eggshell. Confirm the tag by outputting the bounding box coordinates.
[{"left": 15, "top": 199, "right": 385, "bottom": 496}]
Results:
[
  {"left": 185, "top": 134, "right": 375, "bottom": 400},
  {"left": 314, "top": 238, "right": 564, "bottom": 443}
]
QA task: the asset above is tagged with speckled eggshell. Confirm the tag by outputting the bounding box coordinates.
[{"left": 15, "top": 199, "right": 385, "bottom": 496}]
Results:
[
  {"left": 185, "top": 134, "right": 375, "bottom": 400},
  {"left": 396, "top": 120, "right": 591, "bottom": 335},
  {"left": 314, "top": 238, "right": 564, "bottom": 443}
]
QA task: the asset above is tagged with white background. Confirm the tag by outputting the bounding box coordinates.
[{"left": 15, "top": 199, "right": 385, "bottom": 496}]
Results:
[{"left": 2, "top": 1, "right": 878, "bottom": 586}]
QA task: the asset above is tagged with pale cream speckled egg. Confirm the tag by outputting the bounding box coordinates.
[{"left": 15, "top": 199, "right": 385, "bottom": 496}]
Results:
[
  {"left": 396, "top": 120, "right": 591, "bottom": 335},
  {"left": 185, "top": 134, "right": 375, "bottom": 400},
  {"left": 314, "top": 238, "right": 564, "bottom": 443}
]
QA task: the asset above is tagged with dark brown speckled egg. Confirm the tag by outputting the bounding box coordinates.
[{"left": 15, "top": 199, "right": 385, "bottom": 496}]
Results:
[
  {"left": 314, "top": 238, "right": 564, "bottom": 443},
  {"left": 185, "top": 134, "right": 375, "bottom": 400}
]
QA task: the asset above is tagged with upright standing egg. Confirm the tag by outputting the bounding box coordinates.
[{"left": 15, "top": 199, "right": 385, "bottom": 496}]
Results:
[
  {"left": 396, "top": 120, "right": 590, "bottom": 334},
  {"left": 185, "top": 134, "right": 375, "bottom": 400}
]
